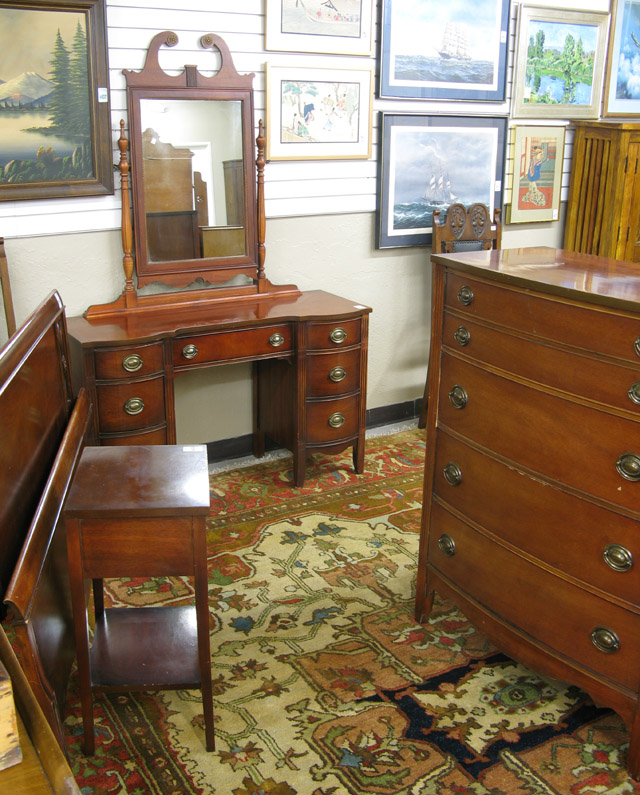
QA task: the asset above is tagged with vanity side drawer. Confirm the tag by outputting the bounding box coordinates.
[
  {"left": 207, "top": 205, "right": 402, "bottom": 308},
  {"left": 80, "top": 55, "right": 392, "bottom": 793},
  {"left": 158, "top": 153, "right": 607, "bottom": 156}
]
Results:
[
  {"left": 442, "top": 310, "right": 640, "bottom": 413},
  {"left": 433, "top": 430, "right": 640, "bottom": 606},
  {"left": 94, "top": 342, "right": 165, "bottom": 380},
  {"left": 438, "top": 353, "right": 640, "bottom": 511},
  {"left": 173, "top": 324, "right": 292, "bottom": 367},
  {"left": 95, "top": 376, "right": 166, "bottom": 433},
  {"left": 307, "top": 319, "right": 361, "bottom": 351},
  {"left": 307, "top": 349, "right": 361, "bottom": 397},
  {"left": 428, "top": 503, "right": 640, "bottom": 691},
  {"left": 445, "top": 271, "right": 640, "bottom": 364},
  {"left": 100, "top": 426, "right": 168, "bottom": 446},
  {"left": 306, "top": 395, "right": 359, "bottom": 444}
]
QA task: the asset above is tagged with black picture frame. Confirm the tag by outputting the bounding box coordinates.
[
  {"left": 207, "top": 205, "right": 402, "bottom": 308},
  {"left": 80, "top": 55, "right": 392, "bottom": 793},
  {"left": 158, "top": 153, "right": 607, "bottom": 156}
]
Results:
[
  {"left": 376, "top": 113, "right": 507, "bottom": 249},
  {"left": 0, "top": 0, "right": 113, "bottom": 202},
  {"left": 379, "top": 0, "right": 510, "bottom": 101}
]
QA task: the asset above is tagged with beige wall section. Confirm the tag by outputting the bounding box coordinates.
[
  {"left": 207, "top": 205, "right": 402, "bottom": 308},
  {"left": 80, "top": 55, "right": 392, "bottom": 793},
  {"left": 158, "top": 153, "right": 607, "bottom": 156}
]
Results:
[{"left": 1, "top": 210, "right": 565, "bottom": 444}]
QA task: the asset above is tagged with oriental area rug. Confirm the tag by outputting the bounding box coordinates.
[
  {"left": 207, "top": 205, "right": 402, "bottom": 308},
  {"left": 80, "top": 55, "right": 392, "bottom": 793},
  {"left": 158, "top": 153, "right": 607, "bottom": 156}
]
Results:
[{"left": 60, "top": 428, "right": 638, "bottom": 794}]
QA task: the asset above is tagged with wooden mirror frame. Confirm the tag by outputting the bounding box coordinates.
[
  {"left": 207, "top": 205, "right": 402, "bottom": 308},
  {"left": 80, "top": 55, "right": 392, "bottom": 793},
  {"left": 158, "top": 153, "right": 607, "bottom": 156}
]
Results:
[{"left": 86, "top": 32, "right": 297, "bottom": 318}]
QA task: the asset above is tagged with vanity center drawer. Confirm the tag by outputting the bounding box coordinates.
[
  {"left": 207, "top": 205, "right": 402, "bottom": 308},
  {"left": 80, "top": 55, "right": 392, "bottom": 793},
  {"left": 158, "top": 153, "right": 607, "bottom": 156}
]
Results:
[{"left": 173, "top": 325, "right": 293, "bottom": 368}]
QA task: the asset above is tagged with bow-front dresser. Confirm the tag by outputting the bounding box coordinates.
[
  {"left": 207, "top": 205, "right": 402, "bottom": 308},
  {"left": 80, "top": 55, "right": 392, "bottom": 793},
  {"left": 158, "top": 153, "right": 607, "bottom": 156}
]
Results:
[{"left": 416, "top": 246, "right": 640, "bottom": 778}]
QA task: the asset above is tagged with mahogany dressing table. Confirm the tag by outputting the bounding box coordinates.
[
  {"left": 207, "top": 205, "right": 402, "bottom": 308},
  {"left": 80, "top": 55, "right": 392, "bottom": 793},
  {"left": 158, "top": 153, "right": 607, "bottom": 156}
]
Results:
[{"left": 67, "top": 32, "right": 370, "bottom": 487}]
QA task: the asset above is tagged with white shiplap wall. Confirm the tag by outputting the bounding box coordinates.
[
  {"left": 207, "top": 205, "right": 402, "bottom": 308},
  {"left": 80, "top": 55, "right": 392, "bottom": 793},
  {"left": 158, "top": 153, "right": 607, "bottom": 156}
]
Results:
[{"left": 0, "top": 0, "right": 610, "bottom": 239}]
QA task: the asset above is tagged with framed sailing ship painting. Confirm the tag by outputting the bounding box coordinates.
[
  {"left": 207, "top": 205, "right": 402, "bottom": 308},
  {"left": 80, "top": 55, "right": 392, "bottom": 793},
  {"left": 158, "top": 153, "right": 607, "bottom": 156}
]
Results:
[
  {"left": 265, "top": 0, "right": 374, "bottom": 56},
  {"left": 378, "top": 0, "right": 510, "bottom": 101},
  {"left": 376, "top": 113, "right": 507, "bottom": 248}
]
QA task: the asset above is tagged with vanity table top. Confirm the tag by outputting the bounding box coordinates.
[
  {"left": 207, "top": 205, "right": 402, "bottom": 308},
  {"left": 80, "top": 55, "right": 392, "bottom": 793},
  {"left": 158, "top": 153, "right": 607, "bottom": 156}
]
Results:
[
  {"left": 432, "top": 246, "right": 640, "bottom": 312},
  {"left": 67, "top": 289, "right": 371, "bottom": 347}
]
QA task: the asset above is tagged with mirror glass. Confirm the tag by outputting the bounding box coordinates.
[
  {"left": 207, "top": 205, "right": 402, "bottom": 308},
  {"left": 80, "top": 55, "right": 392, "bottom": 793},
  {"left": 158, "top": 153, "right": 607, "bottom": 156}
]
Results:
[{"left": 139, "top": 98, "right": 245, "bottom": 264}]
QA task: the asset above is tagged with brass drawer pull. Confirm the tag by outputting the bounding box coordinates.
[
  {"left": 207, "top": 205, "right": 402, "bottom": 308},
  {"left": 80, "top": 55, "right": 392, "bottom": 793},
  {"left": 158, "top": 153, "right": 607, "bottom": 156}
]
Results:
[
  {"left": 443, "top": 461, "right": 462, "bottom": 486},
  {"left": 328, "top": 412, "right": 345, "bottom": 428},
  {"left": 269, "top": 332, "right": 285, "bottom": 347},
  {"left": 454, "top": 326, "right": 470, "bottom": 346},
  {"left": 123, "top": 397, "right": 145, "bottom": 416},
  {"left": 615, "top": 453, "right": 640, "bottom": 481},
  {"left": 448, "top": 385, "right": 468, "bottom": 409},
  {"left": 457, "top": 286, "right": 474, "bottom": 306},
  {"left": 329, "top": 327, "right": 347, "bottom": 344},
  {"left": 329, "top": 366, "right": 346, "bottom": 383},
  {"left": 628, "top": 383, "right": 640, "bottom": 405},
  {"left": 590, "top": 626, "right": 620, "bottom": 654},
  {"left": 182, "top": 344, "right": 199, "bottom": 360},
  {"left": 122, "top": 353, "right": 143, "bottom": 373},
  {"left": 635, "top": 336, "right": 640, "bottom": 358},
  {"left": 437, "top": 534, "right": 456, "bottom": 557},
  {"left": 603, "top": 543, "right": 633, "bottom": 572}
]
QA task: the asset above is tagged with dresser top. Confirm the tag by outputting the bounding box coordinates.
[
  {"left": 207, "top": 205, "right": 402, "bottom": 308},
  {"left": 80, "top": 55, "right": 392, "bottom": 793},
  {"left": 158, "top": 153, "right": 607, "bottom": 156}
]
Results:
[{"left": 432, "top": 247, "right": 640, "bottom": 312}]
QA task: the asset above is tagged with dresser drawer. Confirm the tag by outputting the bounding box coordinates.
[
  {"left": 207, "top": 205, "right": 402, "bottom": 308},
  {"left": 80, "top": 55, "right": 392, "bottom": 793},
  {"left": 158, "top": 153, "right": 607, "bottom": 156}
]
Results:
[
  {"left": 433, "top": 430, "right": 640, "bottom": 606},
  {"left": 443, "top": 310, "right": 640, "bottom": 414},
  {"left": 438, "top": 354, "right": 640, "bottom": 511},
  {"left": 428, "top": 502, "right": 640, "bottom": 691},
  {"left": 307, "top": 349, "right": 361, "bottom": 397},
  {"left": 445, "top": 271, "right": 640, "bottom": 364},
  {"left": 173, "top": 325, "right": 292, "bottom": 368},
  {"left": 95, "top": 376, "right": 166, "bottom": 433},
  {"left": 93, "top": 341, "right": 165, "bottom": 380},
  {"left": 306, "top": 395, "right": 359, "bottom": 444},
  {"left": 307, "top": 319, "right": 361, "bottom": 351}
]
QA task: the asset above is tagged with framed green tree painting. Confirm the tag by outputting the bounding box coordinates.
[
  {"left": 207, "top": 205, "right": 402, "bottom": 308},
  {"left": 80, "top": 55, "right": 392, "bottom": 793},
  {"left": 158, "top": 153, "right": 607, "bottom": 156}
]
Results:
[{"left": 0, "top": 0, "right": 113, "bottom": 201}]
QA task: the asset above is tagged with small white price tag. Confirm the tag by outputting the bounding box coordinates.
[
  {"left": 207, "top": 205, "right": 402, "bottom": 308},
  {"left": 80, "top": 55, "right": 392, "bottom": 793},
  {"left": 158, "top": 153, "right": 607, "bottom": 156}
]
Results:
[{"left": 97, "top": 87, "right": 108, "bottom": 103}]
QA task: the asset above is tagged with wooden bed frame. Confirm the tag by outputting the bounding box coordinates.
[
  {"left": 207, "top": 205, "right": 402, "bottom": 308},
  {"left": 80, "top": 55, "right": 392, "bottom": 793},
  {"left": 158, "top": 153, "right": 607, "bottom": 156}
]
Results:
[{"left": 0, "top": 291, "right": 92, "bottom": 751}]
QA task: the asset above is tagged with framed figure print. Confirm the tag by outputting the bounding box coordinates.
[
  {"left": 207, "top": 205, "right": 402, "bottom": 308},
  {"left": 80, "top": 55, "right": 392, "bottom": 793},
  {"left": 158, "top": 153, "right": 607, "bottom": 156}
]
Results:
[
  {"left": 376, "top": 113, "right": 507, "bottom": 249},
  {"left": 0, "top": 0, "right": 113, "bottom": 201},
  {"left": 508, "top": 125, "right": 565, "bottom": 224},
  {"left": 512, "top": 6, "right": 609, "bottom": 119},
  {"left": 265, "top": 0, "right": 374, "bottom": 56},
  {"left": 266, "top": 63, "right": 374, "bottom": 160},
  {"left": 379, "top": 0, "right": 510, "bottom": 101},
  {"left": 603, "top": 0, "right": 640, "bottom": 116}
]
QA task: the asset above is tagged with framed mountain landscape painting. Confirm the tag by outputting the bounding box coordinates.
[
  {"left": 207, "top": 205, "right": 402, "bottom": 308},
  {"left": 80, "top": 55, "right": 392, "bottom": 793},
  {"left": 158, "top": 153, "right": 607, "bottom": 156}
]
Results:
[
  {"left": 376, "top": 113, "right": 507, "bottom": 248},
  {"left": 0, "top": 0, "right": 112, "bottom": 201},
  {"left": 379, "top": 0, "right": 510, "bottom": 101}
]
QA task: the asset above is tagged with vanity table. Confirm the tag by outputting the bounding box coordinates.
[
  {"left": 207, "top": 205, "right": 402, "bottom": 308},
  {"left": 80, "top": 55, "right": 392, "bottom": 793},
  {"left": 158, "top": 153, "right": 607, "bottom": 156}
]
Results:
[
  {"left": 67, "top": 32, "right": 370, "bottom": 487},
  {"left": 417, "top": 246, "right": 640, "bottom": 778}
]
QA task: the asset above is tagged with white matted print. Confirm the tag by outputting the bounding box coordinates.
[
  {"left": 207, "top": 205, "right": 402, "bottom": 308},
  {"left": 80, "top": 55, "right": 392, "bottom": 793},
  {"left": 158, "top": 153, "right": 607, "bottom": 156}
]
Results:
[
  {"left": 266, "top": 64, "right": 373, "bottom": 160},
  {"left": 265, "top": 0, "right": 374, "bottom": 55},
  {"left": 508, "top": 125, "right": 565, "bottom": 224}
]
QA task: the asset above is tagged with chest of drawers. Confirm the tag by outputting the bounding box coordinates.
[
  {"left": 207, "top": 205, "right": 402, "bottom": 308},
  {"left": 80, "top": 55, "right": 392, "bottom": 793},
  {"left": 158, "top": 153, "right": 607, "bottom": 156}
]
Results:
[{"left": 417, "top": 247, "right": 640, "bottom": 778}]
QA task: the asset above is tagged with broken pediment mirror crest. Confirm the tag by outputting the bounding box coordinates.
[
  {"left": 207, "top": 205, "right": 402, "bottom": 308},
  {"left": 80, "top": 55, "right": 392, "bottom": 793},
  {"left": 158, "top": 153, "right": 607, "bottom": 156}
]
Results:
[{"left": 86, "top": 31, "right": 297, "bottom": 318}]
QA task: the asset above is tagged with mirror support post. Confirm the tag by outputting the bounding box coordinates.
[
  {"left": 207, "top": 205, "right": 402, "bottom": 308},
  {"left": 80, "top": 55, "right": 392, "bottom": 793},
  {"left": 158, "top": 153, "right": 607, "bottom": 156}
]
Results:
[
  {"left": 256, "top": 120, "right": 266, "bottom": 284},
  {"left": 118, "top": 120, "right": 137, "bottom": 308}
]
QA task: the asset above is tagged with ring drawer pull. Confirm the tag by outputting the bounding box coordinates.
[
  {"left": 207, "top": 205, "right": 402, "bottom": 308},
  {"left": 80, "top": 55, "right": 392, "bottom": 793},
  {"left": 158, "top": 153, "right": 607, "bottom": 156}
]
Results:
[
  {"left": 457, "top": 286, "right": 474, "bottom": 306},
  {"left": 329, "top": 327, "right": 347, "bottom": 344},
  {"left": 122, "top": 353, "right": 143, "bottom": 373},
  {"left": 615, "top": 453, "right": 640, "bottom": 481},
  {"left": 448, "top": 385, "right": 468, "bottom": 409},
  {"left": 269, "top": 332, "right": 285, "bottom": 347},
  {"left": 628, "top": 383, "right": 640, "bottom": 405},
  {"left": 328, "top": 412, "right": 345, "bottom": 428},
  {"left": 437, "top": 534, "right": 456, "bottom": 557},
  {"left": 443, "top": 461, "right": 462, "bottom": 486},
  {"left": 635, "top": 336, "right": 640, "bottom": 358},
  {"left": 603, "top": 543, "right": 634, "bottom": 572},
  {"left": 123, "top": 397, "right": 145, "bottom": 416},
  {"left": 454, "top": 326, "right": 471, "bottom": 346},
  {"left": 590, "top": 626, "right": 620, "bottom": 654},
  {"left": 329, "top": 366, "right": 347, "bottom": 383},
  {"left": 182, "top": 344, "right": 199, "bottom": 360}
]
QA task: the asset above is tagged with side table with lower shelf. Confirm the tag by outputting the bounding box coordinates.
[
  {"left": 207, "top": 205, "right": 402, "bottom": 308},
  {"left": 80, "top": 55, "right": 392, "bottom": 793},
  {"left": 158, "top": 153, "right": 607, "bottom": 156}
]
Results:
[{"left": 64, "top": 444, "right": 214, "bottom": 755}]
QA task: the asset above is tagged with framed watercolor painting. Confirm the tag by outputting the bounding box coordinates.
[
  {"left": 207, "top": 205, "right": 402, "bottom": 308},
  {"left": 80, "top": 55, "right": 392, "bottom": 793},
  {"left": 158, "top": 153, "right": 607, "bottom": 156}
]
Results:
[
  {"left": 265, "top": 63, "right": 374, "bottom": 160},
  {"left": 376, "top": 113, "right": 507, "bottom": 249},
  {"left": 0, "top": 0, "right": 113, "bottom": 202},
  {"left": 508, "top": 125, "right": 565, "bottom": 224},
  {"left": 265, "top": 0, "right": 374, "bottom": 56},
  {"left": 603, "top": 0, "right": 640, "bottom": 116},
  {"left": 378, "top": 0, "right": 510, "bottom": 101},
  {"left": 512, "top": 6, "right": 609, "bottom": 119}
]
